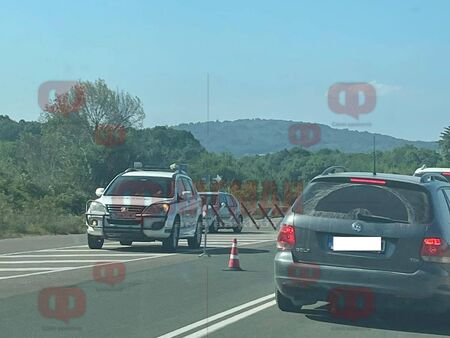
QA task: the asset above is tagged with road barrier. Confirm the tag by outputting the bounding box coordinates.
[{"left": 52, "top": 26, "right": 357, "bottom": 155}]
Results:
[
  {"left": 205, "top": 201, "right": 286, "bottom": 231},
  {"left": 240, "top": 202, "right": 290, "bottom": 231}
]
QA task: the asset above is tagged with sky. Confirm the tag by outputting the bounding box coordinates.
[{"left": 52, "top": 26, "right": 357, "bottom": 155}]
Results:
[{"left": 0, "top": 0, "right": 449, "bottom": 141}]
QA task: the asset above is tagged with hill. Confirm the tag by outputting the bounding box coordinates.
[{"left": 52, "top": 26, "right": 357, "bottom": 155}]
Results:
[{"left": 173, "top": 119, "right": 437, "bottom": 156}]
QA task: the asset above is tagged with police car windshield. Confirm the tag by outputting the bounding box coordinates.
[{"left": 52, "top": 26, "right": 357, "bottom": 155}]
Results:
[{"left": 104, "top": 176, "right": 174, "bottom": 198}]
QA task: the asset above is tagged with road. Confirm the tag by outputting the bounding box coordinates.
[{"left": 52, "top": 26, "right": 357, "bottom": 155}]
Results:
[{"left": 0, "top": 225, "right": 449, "bottom": 338}]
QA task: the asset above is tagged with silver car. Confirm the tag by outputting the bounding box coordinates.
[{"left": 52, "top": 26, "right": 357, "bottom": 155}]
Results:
[
  {"left": 85, "top": 165, "right": 203, "bottom": 252},
  {"left": 199, "top": 192, "right": 243, "bottom": 233}
]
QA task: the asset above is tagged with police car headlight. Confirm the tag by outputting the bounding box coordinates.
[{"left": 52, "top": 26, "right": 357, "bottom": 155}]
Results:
[
  {"left": 87, "top": 201, "right": 107, "bottom": 214},
  {"left": 143, "top": 203, "right": 170, "bottom": 217}
]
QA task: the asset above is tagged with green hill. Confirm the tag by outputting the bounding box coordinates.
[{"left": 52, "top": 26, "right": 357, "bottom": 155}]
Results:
[{"left": 174, "top": 119, "right": 437, "bottom": 156}]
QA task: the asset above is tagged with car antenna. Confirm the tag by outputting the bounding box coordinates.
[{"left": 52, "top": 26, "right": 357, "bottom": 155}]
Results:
[{"left": 373, "top": 134, "right": 376, "bottom": 175}]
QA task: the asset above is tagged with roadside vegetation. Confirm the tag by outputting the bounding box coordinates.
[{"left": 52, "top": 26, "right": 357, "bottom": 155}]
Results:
[{"left": 0, "top": 80, "right": 448, "bottom": 237}]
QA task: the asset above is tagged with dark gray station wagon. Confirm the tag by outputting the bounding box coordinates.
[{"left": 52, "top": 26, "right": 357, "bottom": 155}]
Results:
[{"left": 275, "top": 166, "right": 450, "bottom": 317}]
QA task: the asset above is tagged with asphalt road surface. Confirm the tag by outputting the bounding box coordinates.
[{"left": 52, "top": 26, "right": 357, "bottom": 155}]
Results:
[{"left": 0, "top": 224, "right": 449, "bottom": 338}]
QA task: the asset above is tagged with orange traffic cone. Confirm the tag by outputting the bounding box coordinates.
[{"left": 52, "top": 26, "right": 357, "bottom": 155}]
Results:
[{"left": 225, "top": 238, "right": 244, "bottom": 271}]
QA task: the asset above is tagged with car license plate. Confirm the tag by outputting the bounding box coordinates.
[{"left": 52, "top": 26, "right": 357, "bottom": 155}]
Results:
[
  {"left": 112, "top": 211, "right": 136, "bottom": 219},
  {"left": 328, "top": 236, "right": 385, "bottom": 252}
]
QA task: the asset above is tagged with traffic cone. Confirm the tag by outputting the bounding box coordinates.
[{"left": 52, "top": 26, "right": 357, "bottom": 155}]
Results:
[{"left": 224, "top": 238, "right": 244, "bottom": 271}]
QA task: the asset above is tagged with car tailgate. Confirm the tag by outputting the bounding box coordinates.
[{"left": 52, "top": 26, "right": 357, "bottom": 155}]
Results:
[{"left": 292, "top": 215, "right": 427, "bottom": 273}]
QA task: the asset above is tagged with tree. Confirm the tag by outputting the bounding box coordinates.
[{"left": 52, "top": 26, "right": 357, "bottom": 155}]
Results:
[
  {"left": 44, "top": 79, "right": 145, "bottom": 141},
  {"left": 439, "top": 126, "right": 450, "bottom": 162}
]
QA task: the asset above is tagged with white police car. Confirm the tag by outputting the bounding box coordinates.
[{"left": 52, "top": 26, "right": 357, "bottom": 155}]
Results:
[
  {"left": 85, "top": 164, "right": 203, "bottom": 252},
  {"left": 413, "top": 165, "right": 450, "bottom": 182}
]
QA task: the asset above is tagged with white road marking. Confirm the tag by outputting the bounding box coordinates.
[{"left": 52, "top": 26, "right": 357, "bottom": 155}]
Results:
[
  {"left": 183, "top": 300, "right": 276, "bottom": 338},
  {"left": 0, "top": 233, "right": 275, "bottom": 281},
  {"left": 0, "top": 254, "right": 174, "bottom": 281},
  {"left": 0, "top": 253, "right": 162, "bottom": 258},
  {"left": 157, "top": 294, "right": 274, "bottom": 338},
  {"left": 0, "top": 268, "right": 65, "bottom": 271},
  {"left": 1, "top": 244, "right": 90, "bottom": 256},
  {"left": 0, "top": 260, "right": 128, "bottom": 264}
]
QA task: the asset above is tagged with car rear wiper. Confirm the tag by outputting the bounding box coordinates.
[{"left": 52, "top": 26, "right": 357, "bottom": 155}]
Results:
[{"left": 356, "top": 213, "right": 409, "bottom": 224}]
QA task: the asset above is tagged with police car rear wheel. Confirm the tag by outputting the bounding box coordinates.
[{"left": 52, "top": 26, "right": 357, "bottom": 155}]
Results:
[
  {"left": 188, "top": 218, "right": 202, "bottom": 249},
  {"left": 88, "top": 234, "right": 104, "bottom": 249}
]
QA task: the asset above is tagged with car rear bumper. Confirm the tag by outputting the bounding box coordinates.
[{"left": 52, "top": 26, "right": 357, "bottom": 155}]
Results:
[{"left": 275, "top": 251, "right": 450, "bottom": 303}]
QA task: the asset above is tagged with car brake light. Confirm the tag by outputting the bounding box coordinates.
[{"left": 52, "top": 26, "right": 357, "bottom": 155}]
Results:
[
  {"left": 442, "top": 172, "right": 450, "bottom": 177},
  {"left": 277, "top": 224, "right": 296, "bottom": 251},
  {"left": 350, "top": 178, "right": 386, "bottom": 185},
  {"left": 421, "top": 237, "right": 450, "bottom": 262}
]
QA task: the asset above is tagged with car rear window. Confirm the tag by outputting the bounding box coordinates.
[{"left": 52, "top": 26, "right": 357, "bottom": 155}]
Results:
[
  {"left": 292, "top": 180, "right": 432, "bottom": 224},
  {"left": 105, "top": 176, "right": 174, "bottom": 198}
]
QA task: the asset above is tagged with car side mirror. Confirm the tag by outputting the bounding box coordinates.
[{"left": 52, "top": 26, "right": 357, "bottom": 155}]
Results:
[{"left": 95, "top": 188, "right": 105, "bottom": 197}]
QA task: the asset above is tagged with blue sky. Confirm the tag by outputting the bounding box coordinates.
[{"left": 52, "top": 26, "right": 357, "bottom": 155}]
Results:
[{"left": 0, "top": 0, "right": 449, "bottom": 141}]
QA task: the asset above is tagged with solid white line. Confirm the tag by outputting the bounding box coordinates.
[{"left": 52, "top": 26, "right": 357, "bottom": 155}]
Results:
[
  {"left": 1, "top": 244, "right": 90, "bottom": 256},
  {"left": 156, "top": 294, "right": 274, "bottom": 338},
  {"left": 0, "top": 254, "right": 174, "bottom": 281},
  {"left": 38, "top": 249, "right": 128, "bottom": 252},
  {"left": 183, "top": 300, "right": 276, "bottom": 338},
  {"left": 0, "top": 254, "right": 159, "bottom": 258},
  {"left": 0, "top": 260, "right": 127, "bottom": 264},
  {"left": 0, "top": 268, "right": 62, "bottom": 271}
]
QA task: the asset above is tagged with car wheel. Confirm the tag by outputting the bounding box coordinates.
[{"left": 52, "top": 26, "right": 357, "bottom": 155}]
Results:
[
  {"left": 162, "top": 218, "right": 180, "bottom": 252},
  {"left": 188, "top": 217, "right": 203, "bottom": 249},
  {"left": 276, "top": 290, "right": 301, "bottom": 313},
  {"left": 88, "top": 234, "right": 104, "bottom": 249},
  {"left": 120, "top": 240, "right": 132, "bottom": 246},
  {"left": 233, "top": 215, "right": 243, "bottom": 233},
  {"left": 209, "top": 219, "right": 219, "bottom": 233}
]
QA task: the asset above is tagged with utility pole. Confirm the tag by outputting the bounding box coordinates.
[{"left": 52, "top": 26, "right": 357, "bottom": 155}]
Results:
[{"left": 199, "top": 73, "right": 211, "bottom": 258}]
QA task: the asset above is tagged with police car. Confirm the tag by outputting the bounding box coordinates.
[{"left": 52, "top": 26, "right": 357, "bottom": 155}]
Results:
[
  {"left": 85, "top": 163, "right": 203, "bottom": 252},
  {"left": 413, "top": 165, "right": 450, "bottom": 182}
]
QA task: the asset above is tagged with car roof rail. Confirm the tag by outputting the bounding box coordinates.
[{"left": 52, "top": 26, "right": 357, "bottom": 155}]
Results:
[
  {"left": 124, "top": 164, "right": 177, "bottom": 174},
  {"left": 321, "top": 166, "right": 346, "bottom": 176},
  {"left": 122, "top": 163, "right": 189, "bottom": 175},
  {"left": 420, "top": 173, "right": 448, "bottom": 183}
]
